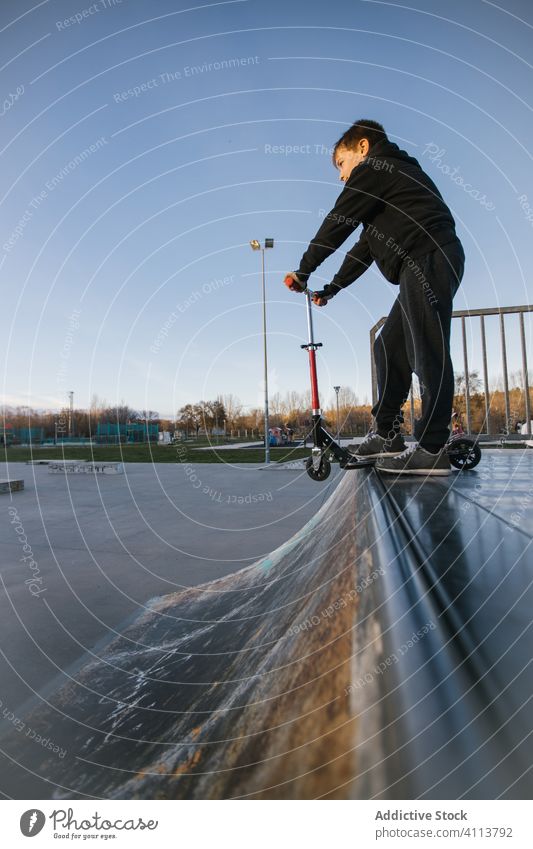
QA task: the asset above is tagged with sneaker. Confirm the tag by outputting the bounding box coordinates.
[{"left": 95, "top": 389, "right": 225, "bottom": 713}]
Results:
[
  {"left": 347, "top": 430, "right": 407, "bottom": 459},
  {"left": 376, "top": 446, "right": 451, "bottom": 476}
]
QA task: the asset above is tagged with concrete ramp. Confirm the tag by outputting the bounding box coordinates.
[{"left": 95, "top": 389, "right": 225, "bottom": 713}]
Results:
[
  {"left": 2, "top": 473, "right": 387, "bottom": 800},
  {"left": 2, "top": 454, "right": 533, "bottom": 800}
]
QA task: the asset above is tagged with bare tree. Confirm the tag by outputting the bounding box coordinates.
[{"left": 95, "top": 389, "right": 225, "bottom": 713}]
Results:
[
  {"left": 270, "top": 392, "right": 289, "bottom": 421},
  {"left": 454, "top": 370, "right": 482, "bottom": 395},
  {"left": 89, "top": 394, "right": 107, "bottom": 416},
  {"left": 201, "top": 399, "right": 226, "bottom": 432},
  {"left": 509, "top": 369, "right": 533, "bottom": 391},
  {"left": 332, "top": 385, "right": 360, "bottom": 409},
  {"left": 221, "top": 394, "right": 242, "bottom": 428},
  {"left": 101, "top": 404, "right": 138, "bottom": 424},
  {"left": 177, "top": 404, "right": 202, "bottom": 437}
]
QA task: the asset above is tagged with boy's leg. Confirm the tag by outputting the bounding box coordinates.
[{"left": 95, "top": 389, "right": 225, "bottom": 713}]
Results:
[
  {"left": 371, "top": 295, "right": 413, "bottom": 438},
  {"left": 398, "top": 240, "right": 465, "bottom": 451}
]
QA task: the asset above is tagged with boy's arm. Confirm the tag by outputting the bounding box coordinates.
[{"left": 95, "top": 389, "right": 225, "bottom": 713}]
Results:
[
  {"left": 320, "top": 231, "right": 373, "bottom": 300},
  {"left": 295, "top": 164, "right": 380, "bottom": 283}
]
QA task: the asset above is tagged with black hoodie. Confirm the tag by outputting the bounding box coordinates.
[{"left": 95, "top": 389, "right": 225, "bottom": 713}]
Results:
[{"left": 296, "top": 138, "right": 459, "bottom": 297}]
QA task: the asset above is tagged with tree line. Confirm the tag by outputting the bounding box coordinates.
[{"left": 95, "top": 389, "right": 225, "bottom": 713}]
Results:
[{"left": 2, "top": 374, "right": 532, "bottom": 441}]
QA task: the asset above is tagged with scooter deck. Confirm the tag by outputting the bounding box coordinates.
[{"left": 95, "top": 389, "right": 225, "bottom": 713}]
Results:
[{"left": 340, "top": 456, "right": 376, "bottom": 469}]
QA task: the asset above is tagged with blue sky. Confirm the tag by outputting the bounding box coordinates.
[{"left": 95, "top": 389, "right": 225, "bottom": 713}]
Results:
[{"left": 1, "top": 0, "right": 532, "bottom": 417}]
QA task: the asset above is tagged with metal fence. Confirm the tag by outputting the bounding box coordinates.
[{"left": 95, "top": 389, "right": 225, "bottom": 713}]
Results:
[{"left": 370, "top": 304, "right": 533, "bottom": 438}]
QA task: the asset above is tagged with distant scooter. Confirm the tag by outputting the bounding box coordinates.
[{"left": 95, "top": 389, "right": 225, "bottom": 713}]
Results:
[{"left": 289, "top": 280, "right": 481, "bottom": 482}]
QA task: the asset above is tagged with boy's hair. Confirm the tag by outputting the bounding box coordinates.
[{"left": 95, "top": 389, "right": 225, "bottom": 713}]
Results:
[{"left": 332, "top": 119, "right": 388, "bottom": 165}]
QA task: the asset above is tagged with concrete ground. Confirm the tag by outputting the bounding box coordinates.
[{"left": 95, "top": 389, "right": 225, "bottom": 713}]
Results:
[
  {"left": 190, "top": 437, "right": 368, "bottom": 451},
  {"left": 0, "top": 460, "right": 340, "bottom": 714}
]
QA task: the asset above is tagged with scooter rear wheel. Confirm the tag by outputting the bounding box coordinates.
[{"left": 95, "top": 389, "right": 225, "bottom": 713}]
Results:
[
  {"left": 306, "top": 456, "right": 331, "bottom": 481},
  {"left": 447, "top": 437, "right": 481, "bottom": 470}
]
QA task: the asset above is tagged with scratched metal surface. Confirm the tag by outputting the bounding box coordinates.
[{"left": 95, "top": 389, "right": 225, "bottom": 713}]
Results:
[
  {"left": 372, "top": 450, "right": 533, "bottom": 799},
  {"left": 1, "top": 471, "right": 389, "bottom": 800}
]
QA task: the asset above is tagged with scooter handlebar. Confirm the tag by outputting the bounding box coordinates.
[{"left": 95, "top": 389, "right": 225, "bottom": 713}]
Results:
[
  {"left": 284, "top": 274, "right": 309, "bottom": 293},
  {"left": 283, "top": 275, "right": 318, "bottom": 298}
]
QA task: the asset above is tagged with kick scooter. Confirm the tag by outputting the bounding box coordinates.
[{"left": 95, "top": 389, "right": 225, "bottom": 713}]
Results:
[
  {"left": 290, "top": 281, "right": 481, "bottom": 482},
  {"left": 294, "top": 284, "right": 373, "bottom": 480}
]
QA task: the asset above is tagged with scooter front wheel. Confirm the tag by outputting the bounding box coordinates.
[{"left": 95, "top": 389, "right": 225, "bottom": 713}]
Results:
[{"left": 306, "top": 456, "right": 331, "bottom": 481}]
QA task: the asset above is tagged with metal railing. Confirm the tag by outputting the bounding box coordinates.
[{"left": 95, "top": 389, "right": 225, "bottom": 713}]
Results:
[{"left": 370, "top": 304, "right": 533, "bottom": 438}]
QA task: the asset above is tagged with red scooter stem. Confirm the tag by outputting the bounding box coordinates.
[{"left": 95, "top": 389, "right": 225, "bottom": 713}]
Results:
[
  {"left": 304, "top": 289, "right": 321, "bottom": 413},
  {"left": 285, "top": 278, "right": 365, "bottom": 474},
  {"left": 308, "top": 348, "right": 320, "bottom": 413}
]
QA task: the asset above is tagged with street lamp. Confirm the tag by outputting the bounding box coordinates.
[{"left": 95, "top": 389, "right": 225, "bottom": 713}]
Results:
[
  {"left": 68, "top": 390, "right": 74, "bottom": 438},
  {"left": 249, "top": 238, "right": 274, "bottom": 464},
  {"left": 334, "top": 385, "right": 341, "bottom": 442}
]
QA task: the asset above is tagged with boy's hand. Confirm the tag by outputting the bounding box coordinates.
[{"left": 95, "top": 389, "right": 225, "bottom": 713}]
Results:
[
  {"left": 284, "top": 272, "right": 307, "bottom": 292},
  {"left": 312, "top": 290, "right": 329, "bottom": 307}
]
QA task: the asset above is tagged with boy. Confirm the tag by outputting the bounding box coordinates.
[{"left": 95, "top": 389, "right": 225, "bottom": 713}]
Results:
[{"left": 284, "top": 119, "right": 465, "bottom": 476}]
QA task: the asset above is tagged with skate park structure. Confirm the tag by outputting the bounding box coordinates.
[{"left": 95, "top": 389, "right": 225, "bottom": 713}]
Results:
[{"left": 1, "top": 451, "right": 532, "bottom": 799}]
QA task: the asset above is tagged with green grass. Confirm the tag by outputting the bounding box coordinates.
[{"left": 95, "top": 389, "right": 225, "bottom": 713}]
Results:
[{"left": 2, "top": 444, "right": 309, "bottom": 464}]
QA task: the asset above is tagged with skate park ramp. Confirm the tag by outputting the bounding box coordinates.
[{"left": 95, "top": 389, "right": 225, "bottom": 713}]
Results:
[{"left": 1, "top": 451, "right": 532, "bottom": 799}]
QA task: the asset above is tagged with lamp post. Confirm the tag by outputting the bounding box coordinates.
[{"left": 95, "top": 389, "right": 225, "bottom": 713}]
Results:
[
  {"left": 68, "top": 390, "right": 74, "bottom": 438},
  {"left": 250, "top": 238, "right": 274, "bottom": 464},
  {"left": 334, "top": 385, "right": 341, "bottom": 442}
]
